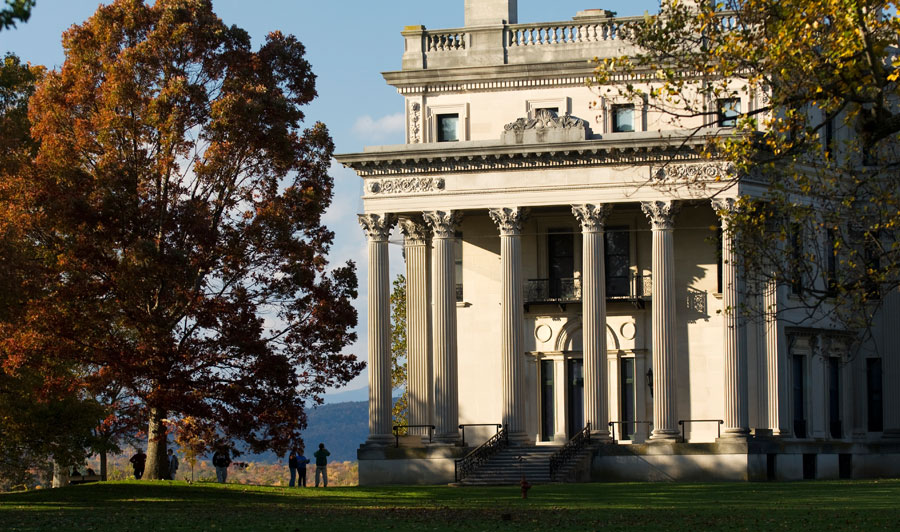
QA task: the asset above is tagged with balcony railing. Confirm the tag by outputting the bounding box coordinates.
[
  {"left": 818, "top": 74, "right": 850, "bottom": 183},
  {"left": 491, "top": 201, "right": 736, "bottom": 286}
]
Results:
[{"left": 524, "top": 273, "right": 651, "bottom": 305}]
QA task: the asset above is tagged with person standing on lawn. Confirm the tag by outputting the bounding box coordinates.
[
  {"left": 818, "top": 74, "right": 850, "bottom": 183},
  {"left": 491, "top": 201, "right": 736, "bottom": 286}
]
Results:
[
  {"left": 296, "top": 449, "right": 310, "bottom": 487},
  {"left": 212, "top": 447, "right": 231, "bottom": 484},
  {"left": 313, "top": 443, "right": 330, "bottom": 487},
  {"left": 130, "top": 449, "right": 146, "bottom": 480},
  {"left": 288, "top": 450, "right": 298, "bottom": 487},
  {"left": 167, "top": 448, "right": 179, "bottom": 480}
]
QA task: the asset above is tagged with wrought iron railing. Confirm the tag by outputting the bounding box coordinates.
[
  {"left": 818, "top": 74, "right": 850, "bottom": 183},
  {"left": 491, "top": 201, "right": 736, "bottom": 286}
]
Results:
[
  {"left": 458, "top": 423, "right": 502, "bottom": 447},
  {"left": 392, "top": 425, "right": 435, "bottom": 447},
  {"left": 677, "top": 419, "right": 724, "bottom": 442},
  {"left": 524, "top": 274, "right": 651, "bottom": 304},
  {"left": 549, "top": 422, "right": 591, "bottom": 481},
  {"left": 454, "top": 426, "right": 509, "bottom": 482}
]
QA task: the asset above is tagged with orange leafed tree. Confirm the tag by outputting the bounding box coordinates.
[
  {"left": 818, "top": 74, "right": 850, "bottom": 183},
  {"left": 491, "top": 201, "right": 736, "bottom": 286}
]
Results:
[{"left": 16, "top": 0, "right": 361, "bottom": 479}]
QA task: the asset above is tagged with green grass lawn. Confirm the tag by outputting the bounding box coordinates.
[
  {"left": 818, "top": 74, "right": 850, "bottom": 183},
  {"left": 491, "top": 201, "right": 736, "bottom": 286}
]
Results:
[{"left": 2, "top": 479, "right": 899, "bottom": 531}]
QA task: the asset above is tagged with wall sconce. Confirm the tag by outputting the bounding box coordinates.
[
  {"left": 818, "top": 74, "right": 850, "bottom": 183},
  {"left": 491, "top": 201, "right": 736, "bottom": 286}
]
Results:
[{"left": 646, "top": 367, "right": 653, "bottom": 396}]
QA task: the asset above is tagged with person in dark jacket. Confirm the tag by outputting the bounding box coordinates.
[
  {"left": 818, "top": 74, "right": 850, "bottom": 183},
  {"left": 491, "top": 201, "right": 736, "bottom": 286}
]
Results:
[
  {"left": 296, "top": 450, "right": 310, "bottom": 487},
  {"left": 288, "top": 451, "right": 298, "bottom": 487},
  {"left": 129, "top": 450, "right": 147, "bottom": 480},
  {"left": 212, "top": 448, "right": 231, "bottom": 483},
  {"left": 313, "top": 443, "right": 330, "bottom": 487}
]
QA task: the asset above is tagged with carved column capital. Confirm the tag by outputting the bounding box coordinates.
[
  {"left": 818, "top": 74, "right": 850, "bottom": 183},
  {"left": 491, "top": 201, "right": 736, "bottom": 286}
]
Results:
[
  {"left": 572, "top": 204, "right": 612, "bottom": 232},
  {"left": 358, "top": 213, "right": 396, "bottom": 241},
  {"left": 423, "top": 210, "right": 462, "bottom": 239},
  {"left": 711, "top": 197, "right": 739, "bottom": 217},
  {"left": 489, "top": 207, "right": 528, "bottom": 236},
  {"left": 398, "top": 217, "right": 430, "bottom": 243},
  {"left": 641, "top": 200, "right": 680, "bottom": 230}
]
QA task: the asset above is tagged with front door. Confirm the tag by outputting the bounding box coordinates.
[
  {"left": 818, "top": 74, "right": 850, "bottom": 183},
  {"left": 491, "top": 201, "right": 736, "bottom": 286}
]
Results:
[{"left": 567, "top": 358, "right": 584, "bottom": 438}]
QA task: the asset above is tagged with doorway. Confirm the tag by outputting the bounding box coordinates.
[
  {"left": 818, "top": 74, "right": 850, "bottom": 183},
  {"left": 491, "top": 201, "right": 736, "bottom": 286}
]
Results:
[{"left": 567, "top": 358, "right": 584, "bottom": 437}]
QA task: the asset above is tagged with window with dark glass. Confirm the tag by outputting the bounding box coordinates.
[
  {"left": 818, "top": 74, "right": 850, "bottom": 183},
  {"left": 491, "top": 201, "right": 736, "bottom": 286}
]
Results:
[
  {"left": 867, "top": 358, "right": 883, "bottom": 432},
  {"left": 612, "top": 104, "right": 635, "bottom": 132},
  {"left": 790, "top": 224, "right": 803, "bottom": 295},
  {"left": 824, "top": 114, "right": 834, "bottom": 158},
  {"left": 716, "top": 227, "right": 724, "bottom": 294},
  {"left": 437, "top": 113, "right": 459, "bottom": 142},
  {"left": 826, "top": 228, "right": 837, "bottom": 296},
  {"left": 454, "top": 231, "right": 463, "bottom": 302},
  {"left": 566, "top": 359, "right": 584, "bottom": 438},
  {"left": 548, "top": 229, "right": 575, "bottom": 299},
  {"left": 717, "top": 98, "right": 741, "bottom": 127},
  {"left": 540, "top": 360, "right": 555, "bottom": 441},
  {"left": 605, "top": 227, "right": 630, "bottom": 297},
  {"left": 792, "top": 354, "right": 807, "bottom": 438},
  {"left": 620, "top": 358, "right": 635, "bottom": 440},
  {"left": 828, "top": 357, "right": 842, "bottom": 438}
]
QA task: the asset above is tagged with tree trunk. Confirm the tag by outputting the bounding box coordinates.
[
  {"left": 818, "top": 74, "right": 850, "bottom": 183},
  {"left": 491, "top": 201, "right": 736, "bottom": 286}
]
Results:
[
  {"left": 144, "top": 407, "right": 168, "bottom": 480},
  {"left": 100, "top": 450, "right": 108, "bottom": 481},
  {"left": 51, "top": 462, "right": 69, "bottom": 488}
]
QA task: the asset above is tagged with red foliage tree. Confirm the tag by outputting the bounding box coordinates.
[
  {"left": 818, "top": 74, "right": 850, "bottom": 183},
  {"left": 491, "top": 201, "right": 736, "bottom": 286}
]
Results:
[{"left": 16, "top": 0, "right": 361, "bottom": 479}]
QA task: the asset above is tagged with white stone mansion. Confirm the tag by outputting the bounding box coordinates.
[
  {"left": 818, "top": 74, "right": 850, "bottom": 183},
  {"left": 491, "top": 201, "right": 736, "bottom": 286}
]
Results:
[{"left": 336, "top": 0, "right": 900, "bottom": 484}]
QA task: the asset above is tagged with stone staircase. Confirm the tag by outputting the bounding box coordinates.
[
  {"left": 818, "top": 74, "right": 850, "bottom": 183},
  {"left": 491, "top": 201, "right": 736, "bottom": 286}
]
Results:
[{"left": 455, "top": 442, "right": 599, "bottom": 485}]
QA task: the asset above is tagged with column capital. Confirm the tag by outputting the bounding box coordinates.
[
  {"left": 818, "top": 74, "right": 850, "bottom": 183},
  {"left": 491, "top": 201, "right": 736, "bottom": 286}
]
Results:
[
  {"left": 572, "top": 204, "right": 612, "bottom": 232},
  {"left": 641, "top": 200, "right": 680, "bottom": 230},
  {"left": 711, "top": 197, "right": 739, "bottom": 217},
  {"left": 399, "top": 216, "right": 430, "bottom": 243},
  {"left": 489, "top": 207, "right": 528, "bottom": 236},
  {"left": 358, "top": 213, "right": 396, "bottom": 241},
  {"left": 423, "top": 210, "right": 462, "bottom": 238}
]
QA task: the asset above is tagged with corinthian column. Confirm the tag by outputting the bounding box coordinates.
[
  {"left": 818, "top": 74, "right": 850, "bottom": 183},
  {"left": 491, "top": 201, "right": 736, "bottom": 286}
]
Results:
[
  {"left": 423, "top": 210, "right": 462, "bottom": 444},
  {"left": 358, "top": 213, "right": 397, "bottom": 445},
  {"left": 641, "top": 200, "right": 680, "bottom": 441},
  {"left": 399, "top": 217, "right": 433, "bottom": 438},
  {"left": 489, "top": 207, "right": 529, "bottom": 443},
  {"left": 572, "top": 204, "right": 613, "bottom": 439},
  {"left": 712, "top": 198, "right": 750, "bottom": 438}
]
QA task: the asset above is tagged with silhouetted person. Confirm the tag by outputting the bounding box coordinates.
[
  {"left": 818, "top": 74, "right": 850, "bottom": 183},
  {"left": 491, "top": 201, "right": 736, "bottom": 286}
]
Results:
[
  {"left": 296, "top": 449, "right": 310, "bottom": 487},
  {"left": 130, "top": 450, "right": 147, "bottom": 480},
  {"left": 167, "top": 448, "right": 179, "bottom": 480},
  {"left": 313, "top": 443, "right": 330, "bottom": 487},
  {"left": 212, "top": 448, "right": 231, "bottom": 483}
]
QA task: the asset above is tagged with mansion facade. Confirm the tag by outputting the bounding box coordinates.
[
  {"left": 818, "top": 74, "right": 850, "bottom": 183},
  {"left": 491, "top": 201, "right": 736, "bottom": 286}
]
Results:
[{"left": 336, "top": 0, "right": 900, "bottom": 484}]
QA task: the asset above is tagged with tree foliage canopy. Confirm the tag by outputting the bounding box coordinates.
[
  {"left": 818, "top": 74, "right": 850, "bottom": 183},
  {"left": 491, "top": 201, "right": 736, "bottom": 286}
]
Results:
[
  {"left": 2, "top": 0, "right": 361, "bottom": 479},
  {"left": 594, "top": 0, "right": 900, "bottom": 330},
  {"left": 0, "top": 0, "right": 34, "bottom": 31}
]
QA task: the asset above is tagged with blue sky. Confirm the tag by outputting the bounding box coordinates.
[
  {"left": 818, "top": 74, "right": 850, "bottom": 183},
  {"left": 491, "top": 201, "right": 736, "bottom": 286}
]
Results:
[{"left": 2, "top": 0, "right": 660, "bottom": 400}]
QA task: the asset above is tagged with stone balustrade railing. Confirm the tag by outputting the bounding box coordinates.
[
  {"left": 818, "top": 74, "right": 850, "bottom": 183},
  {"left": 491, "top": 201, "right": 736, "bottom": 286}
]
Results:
[
  {"left": 506, "top": 16, "right": 643, "bottom": 47},
  {"left": 425, "top": 31, "right": 467, "bottom": 52}
]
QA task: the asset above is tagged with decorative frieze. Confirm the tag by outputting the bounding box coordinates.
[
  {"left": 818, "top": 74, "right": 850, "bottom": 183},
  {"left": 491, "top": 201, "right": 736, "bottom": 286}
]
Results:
[
  {"left": 368, "top": 176, "right": 445, "bottom": 195},
  {"left": 654, "top": 162, "right": 735, "bottom": 182},
  {"left": 502, "top": 110, "right": 588, "bottom": 144},
  {"left": 409, "top": 102, "right": 421, "bottom": 144}
]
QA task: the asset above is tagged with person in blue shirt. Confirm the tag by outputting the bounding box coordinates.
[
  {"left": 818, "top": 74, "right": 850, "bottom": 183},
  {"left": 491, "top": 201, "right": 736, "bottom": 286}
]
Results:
[{"left": 295, "top": 450, "right": 311, "bottom": 487}]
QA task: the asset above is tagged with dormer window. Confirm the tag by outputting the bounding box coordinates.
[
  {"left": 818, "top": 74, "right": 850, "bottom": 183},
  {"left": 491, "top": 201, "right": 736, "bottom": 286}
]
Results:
[
  {"left": 612, "top": 104, "right": 634, "bottom": 132},
  {"left": 437, "top": 114, "right": 459, "bottom": 142}
]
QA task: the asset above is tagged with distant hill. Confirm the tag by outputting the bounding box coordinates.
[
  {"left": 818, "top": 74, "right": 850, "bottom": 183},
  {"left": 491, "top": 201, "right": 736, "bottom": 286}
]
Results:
[
  {"left": 323, "top": 386, "right": 368, "bottom": 404},
  {"left": 245, "top": 400, "right": 368, "bottom": 463}
]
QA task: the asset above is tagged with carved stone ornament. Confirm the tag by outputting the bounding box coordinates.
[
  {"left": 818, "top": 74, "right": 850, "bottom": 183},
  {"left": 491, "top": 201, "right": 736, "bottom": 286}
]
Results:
[
  {"left": 423, "top": 210, "right": 462, "bottom": 239},
  {"left": 710, "top": 197, "right": 739, "bottom": 216},
  {"left": 654, "top": 162, "right": 735, "bottom": 182},
  {"left": 368, "top": 177, "right": 445, "bottom": 195},
  {"left": 572, "top": 204, "right": 612, "bottom": 232},
  {"left": 641, "top": 200, "right": 680, "bottom": 230},
  {"left": 489, "top": 207, "right": 529, "bottom": 236},
  {"left": 398, "top": 217, "right": 430, "bottom": 243},
  {"left": 409, "top": 101, "right": 421, "bottom": 144},
  {"left": 358, "top": 213, "right": 396, "bottom": 241},
  {"left": 503, "top": 109, "right": 585, "bottom": 132}
]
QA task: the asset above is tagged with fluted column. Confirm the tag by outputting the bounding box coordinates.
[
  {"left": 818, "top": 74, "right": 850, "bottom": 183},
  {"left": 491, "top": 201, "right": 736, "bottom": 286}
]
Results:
[
  {"left": 359, "top": 213, "right": 397, "bottom": 445},
  {"left": 489, "top": 207, "right": 529, "bottom": 443},
  {"left": 883, "top": 288, "right": 900, "bottom": 438},
  {"left": 641, "top": 200, "right": 680, "bottom": 441},
  {"left": 399, "top": 217, "right": 433, "bottom": 438},
  {"left": 712, "top": 198, "right": 750, "bottom": 438},
  {"left": 763, "top": 277, "right": 791, "bottom": 435},
  {"left": 572, "top": 204, "right": 613, "bottom": 439},
  {"left": 424, "top": 210, "right": 462, "bottom": 444}
]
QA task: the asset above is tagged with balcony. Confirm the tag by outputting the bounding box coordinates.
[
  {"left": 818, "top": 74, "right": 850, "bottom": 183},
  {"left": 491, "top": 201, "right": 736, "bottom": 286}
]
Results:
[{"left": 524, "top": 273, "right": 651, "bottom": 309}]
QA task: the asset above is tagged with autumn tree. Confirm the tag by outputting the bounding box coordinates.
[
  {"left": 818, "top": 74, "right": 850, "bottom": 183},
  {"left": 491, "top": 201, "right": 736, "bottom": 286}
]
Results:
[
  {"left": 390, "top": 275, "right": 408, "bottom": 430},
  {"left": 593, "top": 0, "right": 900, "bottom": 331},
  {"left": 0, "top": 0, "right": 34, "bottom": 30},
  {"left": 13, "top": 0, "right": 361, "bottom": 479}
]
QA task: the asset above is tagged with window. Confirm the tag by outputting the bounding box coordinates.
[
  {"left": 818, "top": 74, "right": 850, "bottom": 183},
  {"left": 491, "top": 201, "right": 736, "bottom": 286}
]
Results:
[
  {"left": 867, "top": 358, "right": 883, "bottom": 432},
  {"left": 825, "top": 229, "right": 837, "bottom": 296},
  {"left": 454, "top": 231, "right": 463, "bottom": 302},
  {"left": 824, "top": 114, "right": 834, "bottom": 158},
  {"left": 716, "top": 227, "right": 724, "bottom": 294},
  {"left": 437, "top": 114, "right": 459, "bottom": 142},
  {"left": 540, "top": 360, "right": 555, "bottom": 441},
  {"left": 548, "top": 229, "right": 575, "bottom": 299},
  {"left": 605, "top": 227, "right": 630, "bottom": 297},
  {"left": 790, "top": 224, "right": 803, "bottom": 295},
  {"left": 792, "top": 354, "right": 807, "bottom": 438},
  {"left": 828, "top": 357, "right": 842, "bottom": 438},
  {"left": 612, "top": 104, "right": 634, "bottom": 132},
  {"left": 717, "top": 98, "right": 741, "bottom": 127},
  {"left": 620, "top": 358, "right": 636, "bottom": 440}
]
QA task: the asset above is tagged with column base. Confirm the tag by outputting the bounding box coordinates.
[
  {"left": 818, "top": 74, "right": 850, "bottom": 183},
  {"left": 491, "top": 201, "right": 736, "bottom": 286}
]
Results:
[
  {"left": 719, "top": 427, "right": 751, "bottom": 440},
  {"left": 363, "top": 434, "right": 395, "bottom": 447},
  {"left": 882, "top": 428, "right": 900, "bottom": 439},
  {"left": 649, "top": 429, "right": 680, "bottom": 442}
]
